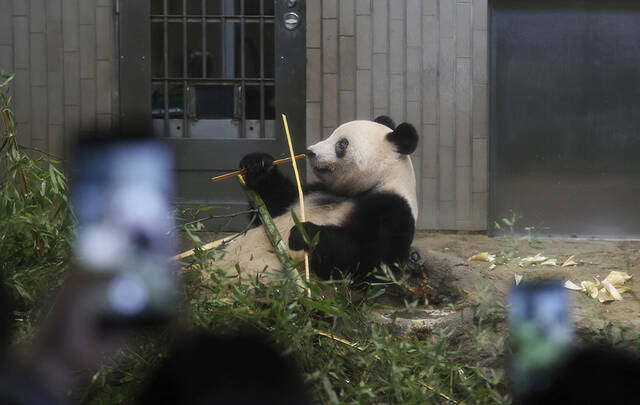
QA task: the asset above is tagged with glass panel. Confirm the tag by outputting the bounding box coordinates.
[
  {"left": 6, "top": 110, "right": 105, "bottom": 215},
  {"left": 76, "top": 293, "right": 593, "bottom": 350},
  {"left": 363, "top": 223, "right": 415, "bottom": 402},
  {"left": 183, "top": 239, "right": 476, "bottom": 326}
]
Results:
[
  {"left": 187, "top": 22, "right": 204, "bottom": 77},
  {"left": 245, "top": 0, "right": 261, "bottom": 15},
  {"left": 264, "top": 21, "right": 274, "bottom": 78},
  {"left": 233, "top": 22, "right": 242, "bottom": 77},
  {"left": 205, "top": 22, "right": 224, "bottom": 77},
  {"left": 167, "top": 22, "right": 184, "bottom": 77},
  {"left": 186, "top": 0, "right": 202, "bottom": 15},
  {"left": 264, "top": 85, "right": 275, "bottom": 120},
  {"left": 151, "top": 22, "right": 165, "bottom": 78},
  {"left": 264, "top": 0, "right": 274, "bottom": 16},
  {"left": 245, "top": 85, "right": 260, "bottom": 120},
  {"left": 151, "top": 82, "right": 165, "bottom": 119},
  {"left": 167, "top": 0, "right": 182, "bottom": 15},
  {"left": 245, "top": 84, "right": 275, "bottom": 139},
  {"left": 244, "top": 22, "right": 260, "bottom": 78},
  {"left": 195, "top": 85, "right": 235, "bottom": 119},
  {"left": 189, "top": 84, "right": 241, "bottom": 139},
  {"left": 152, "top": 83, "right": 185, "bottom": 138},
  {"left": 151, "top": 0, "right": 164, "bottom": 14},
  {"left": 167, "top": 83, "right": 185, "bottom": 119},
  {"left": 206, "top": 0, "right": 223, "bottom": 15},
  {"left": 223, "top": 0, "right": 241, "bottom": 15},
  {"left": 206, "top": 21, "right": 239, "bottom": 78},
  {"left": 246, "top": 1, "right": 274, "bottom": 16}
]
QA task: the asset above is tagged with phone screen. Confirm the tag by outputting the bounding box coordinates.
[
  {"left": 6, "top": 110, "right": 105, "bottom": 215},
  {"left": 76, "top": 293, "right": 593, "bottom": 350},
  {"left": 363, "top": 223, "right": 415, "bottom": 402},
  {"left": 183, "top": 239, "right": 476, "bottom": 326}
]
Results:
[
  {"left": 72, "top": 137, "right": 177, "bottom": 325},
  {"left": 508, "top": 281, "right": 573, "bottom": 397}
]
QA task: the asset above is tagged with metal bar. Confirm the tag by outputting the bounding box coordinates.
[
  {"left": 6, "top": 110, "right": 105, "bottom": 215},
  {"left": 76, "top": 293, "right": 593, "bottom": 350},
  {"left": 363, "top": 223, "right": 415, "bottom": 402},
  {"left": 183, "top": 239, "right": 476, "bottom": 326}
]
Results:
[
  {"left": 182, "top": 0, "right": 188, "bottom": 138},
  {"left": 241, "top": 0, "right": 246, "bottom": 138},
  {"left": 201, "top": 0, "right": 206, "bottom": 78},
  {"left": 163, "top": 0, "right": 169, "bottom": 137},
  {"left": 260, "top": 0, "right": 265, "bottom": 138},
  {"left": 152, "top": 77, "right": 275, "bottom": 83},
  {"left": 221, "top": 1, "right": 226, "bottom": 78},
  {"left": 151, "top": 16, "right": 272, "bottom": 23}
]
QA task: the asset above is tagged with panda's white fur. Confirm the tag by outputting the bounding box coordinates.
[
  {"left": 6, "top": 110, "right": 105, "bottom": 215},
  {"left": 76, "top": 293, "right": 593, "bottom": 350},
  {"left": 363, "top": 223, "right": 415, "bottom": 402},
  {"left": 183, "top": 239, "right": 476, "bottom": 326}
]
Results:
[{"left": 212, "top": 120, "right": 417, "bottom": 281}]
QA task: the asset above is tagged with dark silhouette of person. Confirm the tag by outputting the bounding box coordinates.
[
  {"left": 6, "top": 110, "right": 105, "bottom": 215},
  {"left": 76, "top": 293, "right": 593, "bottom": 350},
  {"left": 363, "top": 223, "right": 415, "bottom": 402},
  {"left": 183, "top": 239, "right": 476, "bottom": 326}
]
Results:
[{"left": 138, "top": 333, "right": 312, "bottom": 405}]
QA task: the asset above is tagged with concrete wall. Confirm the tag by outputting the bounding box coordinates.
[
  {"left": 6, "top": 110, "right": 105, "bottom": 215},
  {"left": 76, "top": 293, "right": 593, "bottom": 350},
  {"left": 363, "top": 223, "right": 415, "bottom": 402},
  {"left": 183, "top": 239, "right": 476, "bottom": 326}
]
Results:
[
  {"left": 306, "top": 0, "right": 489, "bottom": 230},
  {"left": 0, "top": 0, "right": 116, "bottom": 159}
]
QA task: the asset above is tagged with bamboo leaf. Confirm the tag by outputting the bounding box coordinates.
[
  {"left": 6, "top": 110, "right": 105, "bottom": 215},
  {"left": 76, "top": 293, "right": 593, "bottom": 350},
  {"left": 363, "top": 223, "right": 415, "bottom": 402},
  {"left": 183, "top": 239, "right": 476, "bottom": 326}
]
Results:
[{"left": 0, "top": 73, "right": 15, "bottom": 88}]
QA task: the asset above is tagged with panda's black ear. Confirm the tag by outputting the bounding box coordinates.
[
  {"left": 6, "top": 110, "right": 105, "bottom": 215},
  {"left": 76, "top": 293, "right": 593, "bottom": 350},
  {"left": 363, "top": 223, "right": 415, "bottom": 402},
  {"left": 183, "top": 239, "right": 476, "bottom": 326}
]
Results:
[
  {"left": 386, "top": 123, "right": 418, "bottom": 155},
  {"left": 373, "top": 115, "right": 396, "bottom": 130}
]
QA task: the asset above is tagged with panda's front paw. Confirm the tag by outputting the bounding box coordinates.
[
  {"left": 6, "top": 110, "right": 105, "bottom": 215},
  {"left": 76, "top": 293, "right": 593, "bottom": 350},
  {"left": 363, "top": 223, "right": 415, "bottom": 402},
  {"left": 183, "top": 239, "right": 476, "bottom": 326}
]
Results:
[
  {"left": 288, "top": 222, "right": 321, "bottom": 251},
  {"left": 239, "top": 153, "right": 275, "bottom": 174}
]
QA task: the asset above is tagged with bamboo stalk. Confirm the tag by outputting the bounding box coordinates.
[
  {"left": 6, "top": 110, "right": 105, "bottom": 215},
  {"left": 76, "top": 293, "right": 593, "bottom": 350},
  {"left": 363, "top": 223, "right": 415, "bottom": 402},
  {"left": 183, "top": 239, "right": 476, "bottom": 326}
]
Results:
[
  {"left": 210, "top": 154, "right": 306, "bottom": 183},
  {"left": 237, "top": 174, "right": 297, "bottom": 272},
  {"left": 281, "top": 114, "right": 311, "bottom": 297},
  {"left": 176, "top": 176, "right": 296, "bottom": 271}
]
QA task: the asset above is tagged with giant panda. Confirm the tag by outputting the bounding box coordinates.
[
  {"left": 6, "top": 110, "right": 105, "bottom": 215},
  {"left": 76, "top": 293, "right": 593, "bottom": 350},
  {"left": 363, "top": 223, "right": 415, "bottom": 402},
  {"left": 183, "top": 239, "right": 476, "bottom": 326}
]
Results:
[{"left": 213, "top": 116, "right": 419, "bottom": 282}]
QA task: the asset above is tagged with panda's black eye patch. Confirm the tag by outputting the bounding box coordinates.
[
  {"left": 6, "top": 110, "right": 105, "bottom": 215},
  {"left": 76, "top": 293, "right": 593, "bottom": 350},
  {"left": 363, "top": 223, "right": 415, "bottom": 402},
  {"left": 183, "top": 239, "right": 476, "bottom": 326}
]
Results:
[{"left": 335, "top": 138, "right": 349, "bottom": 158}]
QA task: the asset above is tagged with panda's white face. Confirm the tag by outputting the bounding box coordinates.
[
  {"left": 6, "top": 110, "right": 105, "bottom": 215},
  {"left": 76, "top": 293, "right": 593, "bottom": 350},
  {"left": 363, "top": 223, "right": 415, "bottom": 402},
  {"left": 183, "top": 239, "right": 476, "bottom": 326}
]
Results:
[{"left": 307, "top": 120, "right": 414, "bottom": 198}]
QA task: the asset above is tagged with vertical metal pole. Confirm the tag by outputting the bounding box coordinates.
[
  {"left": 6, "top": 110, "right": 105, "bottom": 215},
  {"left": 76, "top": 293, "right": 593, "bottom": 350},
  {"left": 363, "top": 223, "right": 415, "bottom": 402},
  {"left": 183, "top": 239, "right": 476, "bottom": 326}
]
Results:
[
  {"left": 223, "top": 0, "right": 235, "bottom": 78},
  {"left": 182, "top": 0, "right": 188, "bottom": 137},
  {"left": 240, "top": 0, "right": 246, "bottom": 138},
  {"left": 163, "top": 0, "right": 169, "bottom": 137},
  {"left": 221, "top": 0, "right": 226, "bottom": 77},
  {"left": 118, "top": 0, "right": 152, "bottom": 133},
  {"left": 202, "top": 0, "right": 207, "bottom": 78},
  {"left": 260, "top": 0, "right": 265, "bottom": 138}
]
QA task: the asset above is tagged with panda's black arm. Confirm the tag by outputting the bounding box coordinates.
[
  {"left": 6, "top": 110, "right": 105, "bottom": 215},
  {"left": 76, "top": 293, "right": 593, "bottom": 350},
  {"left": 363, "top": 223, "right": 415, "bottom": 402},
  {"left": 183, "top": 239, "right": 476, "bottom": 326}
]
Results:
[
  {"left": 290, "top": 193, "right": 415, "bottom": 280},
  {"left": 240, "top": 153, "right": 299, "bottom": 217}
]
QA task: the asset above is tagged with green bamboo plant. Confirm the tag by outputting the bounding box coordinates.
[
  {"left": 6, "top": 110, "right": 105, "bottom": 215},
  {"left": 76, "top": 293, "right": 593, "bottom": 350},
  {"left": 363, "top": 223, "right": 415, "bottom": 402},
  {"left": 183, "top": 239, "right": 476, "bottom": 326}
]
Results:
[{"left": 0, "top": 72, "right": 75, "bottom": 329}]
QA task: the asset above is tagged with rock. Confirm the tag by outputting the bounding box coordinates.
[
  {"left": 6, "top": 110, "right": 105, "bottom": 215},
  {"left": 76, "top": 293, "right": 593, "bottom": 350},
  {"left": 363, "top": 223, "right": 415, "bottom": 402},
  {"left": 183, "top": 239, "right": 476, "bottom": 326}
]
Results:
[
  {"left": 394, "top": 246, "right": 500, "bottom": 305},
  {"left": 370, "top": 308, "right": 463, "bottom": 338}
]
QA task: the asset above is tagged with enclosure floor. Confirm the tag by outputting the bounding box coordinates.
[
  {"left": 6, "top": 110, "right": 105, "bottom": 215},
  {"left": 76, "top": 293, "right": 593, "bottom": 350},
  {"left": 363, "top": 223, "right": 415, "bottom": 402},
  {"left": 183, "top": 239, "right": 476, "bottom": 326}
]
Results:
[
  {"left": 179, "top": 230, "right": 640, "bottom": 336},
  {"left": 412, "top": 231, "right": 640, "bottom": 336}
]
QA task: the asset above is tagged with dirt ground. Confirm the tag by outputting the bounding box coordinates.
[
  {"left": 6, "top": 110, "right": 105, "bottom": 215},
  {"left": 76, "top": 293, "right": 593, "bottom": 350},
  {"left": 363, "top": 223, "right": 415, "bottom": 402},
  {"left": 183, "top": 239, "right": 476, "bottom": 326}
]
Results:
[
  {"left": 180, "top": 230, "right": 640, "bottom": 339},
  {"left": 411, "top": 231, "right": 640, "bottom": 338}
]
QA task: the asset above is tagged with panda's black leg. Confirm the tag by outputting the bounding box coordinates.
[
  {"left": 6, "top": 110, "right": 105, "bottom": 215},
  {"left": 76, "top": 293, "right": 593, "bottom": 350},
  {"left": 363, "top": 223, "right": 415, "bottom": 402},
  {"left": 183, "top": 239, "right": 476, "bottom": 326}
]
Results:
[
  {"left": 289, "top": 223, "right": 363, "bottom": 280},
  {"left": 239, "top": 153, "right": 298, "bottom": 218},
  {"left": 289, "top": 193, "right": 415, "bottom": 281}
]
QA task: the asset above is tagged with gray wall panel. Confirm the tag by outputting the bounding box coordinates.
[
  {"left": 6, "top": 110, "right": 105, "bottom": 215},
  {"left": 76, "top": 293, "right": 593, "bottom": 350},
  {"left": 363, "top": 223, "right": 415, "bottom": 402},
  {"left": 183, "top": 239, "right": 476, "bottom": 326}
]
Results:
[
  {"left": 0, "top": 0, "right": 12, "bottom": 45},
  {"left": 0, "top": 0, "right": 115, "bottom": 159},
  {"left": 307, "top": 0, "right": 491, "bottom": 230}
]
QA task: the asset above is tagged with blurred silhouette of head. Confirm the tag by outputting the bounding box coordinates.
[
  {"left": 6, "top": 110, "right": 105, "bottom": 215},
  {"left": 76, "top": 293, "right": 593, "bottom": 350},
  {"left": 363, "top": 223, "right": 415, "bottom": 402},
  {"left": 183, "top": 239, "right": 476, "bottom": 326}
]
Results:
[
  {"left": 522, "top": 345, "right": 640, "bottom": 405},
  {"left": 0, "top": 277, "right": 12, "bottom": 355},
  {"left": 138, "top": 333, "right": 312, "bottom": 405}
]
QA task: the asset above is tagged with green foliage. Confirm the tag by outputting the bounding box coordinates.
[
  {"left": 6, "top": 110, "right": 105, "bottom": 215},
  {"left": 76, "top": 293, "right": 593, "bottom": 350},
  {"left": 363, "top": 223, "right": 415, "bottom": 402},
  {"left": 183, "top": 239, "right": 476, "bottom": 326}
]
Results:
[
  {"left": 0, "top": 68, "right": 511, "bottom": 402},
  {"left": 493, "top": 212, "right": 545, "bottom": 264},
  {"left": 77, "top": 223, "right": 511, "bottom": 404},
  {"left": 0, "top": 72, "right": 75, "bottom": 321}
]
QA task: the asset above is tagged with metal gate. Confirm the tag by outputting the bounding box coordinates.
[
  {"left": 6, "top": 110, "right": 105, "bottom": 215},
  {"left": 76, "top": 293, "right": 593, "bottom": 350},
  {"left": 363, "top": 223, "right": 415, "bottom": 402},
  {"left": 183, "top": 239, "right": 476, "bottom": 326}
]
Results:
[
  {"left": 490, "top": 0, "right": 640, "bottom": 238},
  {"left": 119, "top": 0, "right": 306, "bottom": 230}
]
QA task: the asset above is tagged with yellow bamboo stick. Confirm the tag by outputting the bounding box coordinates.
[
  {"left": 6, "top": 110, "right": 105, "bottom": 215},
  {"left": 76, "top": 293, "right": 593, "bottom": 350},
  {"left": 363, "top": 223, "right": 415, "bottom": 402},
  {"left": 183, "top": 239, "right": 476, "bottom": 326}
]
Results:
[
  {"left": 171, "top": 234, "right": 238, "bottom": 261},
  {"left": 281, "top": 114, "right": 311, "bottom": 297},
  {"left": 210, "top": 154, "right": 306, "bottom": 182}
]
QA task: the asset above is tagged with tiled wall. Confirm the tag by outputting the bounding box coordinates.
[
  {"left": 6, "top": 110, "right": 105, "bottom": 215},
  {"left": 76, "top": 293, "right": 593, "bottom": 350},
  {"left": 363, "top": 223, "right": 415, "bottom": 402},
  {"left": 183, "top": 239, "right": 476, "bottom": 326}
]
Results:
[
  {"left": 306, "top": 0, "right": 489, "bottom": 230},
  {"left": 0, "top": 0, "right": 116, "bottom": 159}
]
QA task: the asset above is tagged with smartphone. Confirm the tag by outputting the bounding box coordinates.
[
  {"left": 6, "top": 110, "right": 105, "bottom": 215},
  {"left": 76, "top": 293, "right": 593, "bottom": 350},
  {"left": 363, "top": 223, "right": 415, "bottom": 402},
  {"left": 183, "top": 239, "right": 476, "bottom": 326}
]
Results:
[
  {"left": 508, "top": 280, "right": 573, "bottom": 399},
  {"left": 72, "top": 135, "right": 177, "bottom": 328}
]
